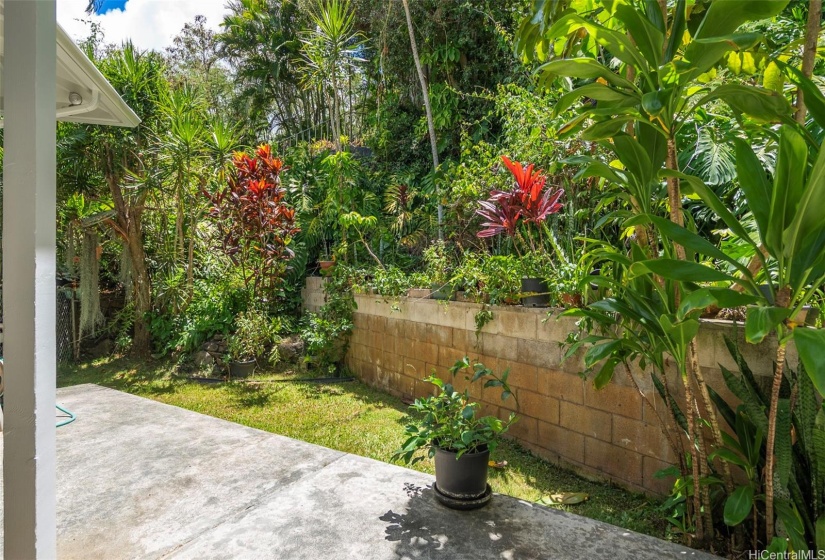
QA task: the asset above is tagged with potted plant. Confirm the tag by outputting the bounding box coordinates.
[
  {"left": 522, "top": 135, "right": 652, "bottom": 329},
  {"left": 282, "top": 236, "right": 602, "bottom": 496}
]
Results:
[
  {"left": 476, "top": 156, "right": 564, "bottom": 308},
  {"left": 225, "top": 309, "right": 273, "bottom": 378},
  {"left": 520, "top": 252, "right": 552, "bottom": 308},
  {"left": 393, "top": 357, "right": 517, "bottom": 510},
  {"left": 423, "top": 240, "right": 455, "bottom": 301}
]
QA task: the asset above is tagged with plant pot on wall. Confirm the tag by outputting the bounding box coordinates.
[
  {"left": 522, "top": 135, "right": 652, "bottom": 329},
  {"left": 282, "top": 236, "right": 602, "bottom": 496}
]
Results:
[
  {"left": 520, "top": 278, "right": 549, "bottom": 308},
  {"left": 430, "top": 283, "right": 455, "bottom": 301},
  {"left": 433, "top": 446, "right": 492, "bottom": 510},
  {"left": 229, "top": 359, "right": 256, "bottom": 378},
  {"left": 319, "top": 260, "right": 336, "bottom": 276},
  {"left": 560, "top": 292, "right": 583, "bottom": 308}
]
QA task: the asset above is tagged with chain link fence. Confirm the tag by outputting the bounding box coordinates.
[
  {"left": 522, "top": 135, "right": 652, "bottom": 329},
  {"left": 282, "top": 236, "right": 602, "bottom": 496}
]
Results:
[
  {"left": 0, "top": 287, "right": 77, "bottom": 363},
  {"left": 56, "top": 287, "right": 76, "bottom": 364}
]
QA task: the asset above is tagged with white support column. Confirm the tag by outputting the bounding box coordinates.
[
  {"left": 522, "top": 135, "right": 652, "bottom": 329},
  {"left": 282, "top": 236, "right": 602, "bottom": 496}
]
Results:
[{"left": 3, "top": 1, "right": 58, "bottom": 558}]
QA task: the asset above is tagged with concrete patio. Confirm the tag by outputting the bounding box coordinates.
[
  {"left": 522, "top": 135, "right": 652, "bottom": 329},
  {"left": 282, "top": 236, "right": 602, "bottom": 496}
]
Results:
[{"left": 0, "top": 384, "right": 718, "bottom": 559}]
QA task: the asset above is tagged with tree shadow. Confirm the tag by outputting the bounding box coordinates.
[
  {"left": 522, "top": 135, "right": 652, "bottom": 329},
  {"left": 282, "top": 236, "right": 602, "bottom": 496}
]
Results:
[
  {"left": 378, "top": 482, "right": 544, "bottom": 559},
  {"left": 222, "top": 381, "right": 284, "bottom": 408}
]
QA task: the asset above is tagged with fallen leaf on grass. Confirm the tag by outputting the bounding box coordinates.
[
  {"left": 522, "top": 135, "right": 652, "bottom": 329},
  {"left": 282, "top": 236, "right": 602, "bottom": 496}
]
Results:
[
  {"left": 488, "top": 460, "right": 508, "bottom": 469},
  {"left": 538, "top": 492, "right": 589, "bottom": 505}
]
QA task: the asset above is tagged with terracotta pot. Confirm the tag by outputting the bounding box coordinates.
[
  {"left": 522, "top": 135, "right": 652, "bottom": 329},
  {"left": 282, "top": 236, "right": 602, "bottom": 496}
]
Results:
[
  {"left": 319, "top": 260, "right": 335, "bottom": 276},
  {"left": 560, "top": 292, "right": 583, "bottom": 308}
]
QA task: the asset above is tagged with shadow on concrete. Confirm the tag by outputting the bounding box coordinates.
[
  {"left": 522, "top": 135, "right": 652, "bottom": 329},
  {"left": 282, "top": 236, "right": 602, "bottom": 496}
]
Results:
[{"left": 379, "top": 482, "right": 542, "bottom": 559}]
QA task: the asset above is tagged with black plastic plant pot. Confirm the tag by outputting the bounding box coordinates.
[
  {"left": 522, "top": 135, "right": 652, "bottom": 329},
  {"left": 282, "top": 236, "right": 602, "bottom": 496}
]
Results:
[
  {"left": 520, "top": 277, "right": 550, "bottom": 308},
  {"left": 434, "top": 445, "right": 490, "bottom": 503},
  {"left": 229, "top": 359, "right": 256, "bottom": 378}
]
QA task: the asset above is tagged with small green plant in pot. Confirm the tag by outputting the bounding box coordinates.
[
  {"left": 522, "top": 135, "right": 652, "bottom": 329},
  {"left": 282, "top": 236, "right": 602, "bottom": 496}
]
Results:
[
  {"left": 393, "top": 357, "right": 517, "bottom": 509},
  {"left": 424, "top": 240, "right": 455, "bottom": 300},
  {"left": 226, "top": 309, "right": 274, "bottom": 378}
]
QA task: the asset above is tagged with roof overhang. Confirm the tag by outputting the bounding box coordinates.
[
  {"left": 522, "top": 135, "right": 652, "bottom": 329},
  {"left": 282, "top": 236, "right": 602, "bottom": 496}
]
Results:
[{"left": 0, "top": 6, "right": 140, "bottom": 128}]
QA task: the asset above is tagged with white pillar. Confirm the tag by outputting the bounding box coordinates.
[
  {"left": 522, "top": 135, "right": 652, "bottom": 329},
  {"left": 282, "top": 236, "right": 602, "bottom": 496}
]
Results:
[{"left": 3, "top": 0, "right": 58, "bottom": 558}]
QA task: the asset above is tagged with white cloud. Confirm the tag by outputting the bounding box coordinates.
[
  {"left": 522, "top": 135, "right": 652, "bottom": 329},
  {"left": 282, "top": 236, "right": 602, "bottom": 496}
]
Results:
[{"left": 57, "top": 0, "right": 231, "bottom": 53}]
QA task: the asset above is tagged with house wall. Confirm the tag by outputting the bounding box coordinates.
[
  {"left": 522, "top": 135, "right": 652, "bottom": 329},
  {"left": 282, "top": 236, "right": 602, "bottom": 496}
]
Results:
[{"left": 302, "top": 277, "right": 783, "bottom": 495}]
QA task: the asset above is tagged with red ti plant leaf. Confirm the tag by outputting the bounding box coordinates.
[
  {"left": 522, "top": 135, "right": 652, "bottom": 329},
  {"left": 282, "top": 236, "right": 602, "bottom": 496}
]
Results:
[
  {"left": 203, "top": 144, "right": 299, "bottom": 296},
  {"left": 476, "top": 155, "right": 564, "bottom": 243}
]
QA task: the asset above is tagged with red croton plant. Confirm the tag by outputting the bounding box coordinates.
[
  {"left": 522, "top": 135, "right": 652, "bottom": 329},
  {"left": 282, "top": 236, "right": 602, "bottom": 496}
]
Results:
[
  {"left": 204, "top": 145, "right": 300, "bottom": 295},
  {"left": 476, "top": 156, "right": 564, "bottom": 252}
]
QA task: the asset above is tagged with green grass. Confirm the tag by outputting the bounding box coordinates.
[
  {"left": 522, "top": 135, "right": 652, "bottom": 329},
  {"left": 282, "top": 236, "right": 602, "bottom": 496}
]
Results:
[{"left": 58, "top": 357, "right": 670, "bottom": 541}]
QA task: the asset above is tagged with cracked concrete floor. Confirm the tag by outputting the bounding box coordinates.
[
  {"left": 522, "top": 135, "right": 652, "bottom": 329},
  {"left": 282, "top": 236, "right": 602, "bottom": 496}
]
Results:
[{"left": 0, "top": 385, "right": 719, "bottom": 559}]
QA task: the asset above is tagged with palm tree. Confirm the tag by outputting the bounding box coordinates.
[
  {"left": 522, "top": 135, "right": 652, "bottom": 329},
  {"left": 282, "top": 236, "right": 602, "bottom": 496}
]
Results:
[{"left": 298, "top": 0, "right": 364, "bottom": 150}]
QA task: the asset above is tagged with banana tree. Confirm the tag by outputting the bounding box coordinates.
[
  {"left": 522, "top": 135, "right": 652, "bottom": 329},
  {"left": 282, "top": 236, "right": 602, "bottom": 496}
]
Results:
[{"left": 635, "top": 124, "right": 825, "bottom": 545}]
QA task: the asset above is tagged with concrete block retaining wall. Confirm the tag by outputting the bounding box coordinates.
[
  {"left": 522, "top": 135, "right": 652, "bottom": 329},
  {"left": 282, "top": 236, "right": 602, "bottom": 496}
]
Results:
[{"left": 302, "top": 276, "right": 782, "bottom": 495}]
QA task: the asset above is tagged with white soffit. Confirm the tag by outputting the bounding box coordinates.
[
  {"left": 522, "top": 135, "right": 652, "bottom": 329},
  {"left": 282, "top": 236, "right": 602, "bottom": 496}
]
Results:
[{"left": 0, "top": 4, "right": 140, "bottom": 128}]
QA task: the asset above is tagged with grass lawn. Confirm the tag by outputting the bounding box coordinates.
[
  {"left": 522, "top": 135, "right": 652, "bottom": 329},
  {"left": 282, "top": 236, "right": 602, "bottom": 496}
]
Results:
[{"left": 58, "top": 357, "right": 671, "bottom": 541}]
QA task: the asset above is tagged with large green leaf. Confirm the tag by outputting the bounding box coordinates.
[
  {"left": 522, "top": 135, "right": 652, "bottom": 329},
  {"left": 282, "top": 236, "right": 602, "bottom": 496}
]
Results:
[
  {"left": 636, "top": 258, "right": 740, "bottom": 284},
  {"left": 682, "top": 128, "right": 736, "bottom": 186},
  {"left": 770, "top": 126, "right": 808, "bottom": 255},
  {"left": 641, "top": 88, "right": 673, "bottom": 118},
  {"left": 734, "top": 139, "right": 772, "bottom": 246},
  {"left": 613, "top": 134, "right": 654, "bottom": 188},
  {"left": 696, "top": 84, "right": 793, "bottom": 123},
  {"left": 774, "top": 499, "right": 808, "bottom": 553},
  {"left": 604, "top": 0, "right": 664, "bottom": 67},
  {"left": 585, "top": 339, "right": 622, "bottom": 369},
  {"left": 676, "top": 287, "right": 757, "bottom": 321},
  {"left": 794, "top": 328, "right": 825, "bottom": 397},
  {"left": 629, "top": 213, "right": 753, "bottom": 280},
  {"left": 664, "top": 0, "right": 686, "bottom": 62},
  {"left": 659, "top": 315, "right": 700, "bottom": 349},
  {"left": 683, "top": 33, "right": 763, "bottom": 79},
  {"left": 785, "top": 127, "right": 825, "bottom": 272},
  {"left": 545, "top": 14, "right": 648, "bottom": 70},
  {"left": 636, "top": 119, "right": 667, "bottom": 169},
  {"left": 555, "top": 83, "right": 638, "bottom": 116},
  {"left": 535, "top": 58, "right": 638, "bottom": 91},
  {"left": 784, "top": 64, "right": 825, "bottom": 131},
  {"left": 581, "top": 117, "right": 639, "bottom": 141},
  {"left": 593, "top": 357, "right": 620, "bottom": 390},
  {"left": 666, "top": 170, "right": 761, "bottom": 256},
  {"left": 694, "top": 0, "right": 790, "bottom": 39},
  {"left": 723, "top": 485, "right": 754, "bottom": 526},
  {"left": 744, "top": 306, "right": 791, "bottom": 344}
]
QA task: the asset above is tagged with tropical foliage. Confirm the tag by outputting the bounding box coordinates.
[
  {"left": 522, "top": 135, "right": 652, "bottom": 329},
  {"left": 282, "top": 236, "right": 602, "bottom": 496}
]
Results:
[{"left": 37, "top": 1, "right": 825, "bottom": 556}]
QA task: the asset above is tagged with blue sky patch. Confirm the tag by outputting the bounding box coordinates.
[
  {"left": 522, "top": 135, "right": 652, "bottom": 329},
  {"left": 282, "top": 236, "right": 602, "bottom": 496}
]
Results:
[{"left": 96, "top": 0, "right": 128, "bottom": 14}]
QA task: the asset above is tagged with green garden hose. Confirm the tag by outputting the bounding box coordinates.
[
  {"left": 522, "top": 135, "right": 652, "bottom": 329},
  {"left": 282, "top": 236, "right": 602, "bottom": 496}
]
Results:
[{"left": 56, "top": 404, "right": 76, "bottom": 428}]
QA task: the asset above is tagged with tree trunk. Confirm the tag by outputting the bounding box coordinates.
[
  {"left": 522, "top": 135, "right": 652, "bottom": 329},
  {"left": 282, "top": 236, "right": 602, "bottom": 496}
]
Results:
[
  {"left": 796, "top": 0, "right": 822, "bottom": 124},
  {"left": 765, "top": 286, "right": 791, "bottom": 542},
  {"left": 683, "top": 370, "right": 705, "bottom": 545},
  {"left": 401, "top": 0, "right": 443, "bottom": 239},
  {"left": 765, "top": 340, "right": 787, "bottom": 543},
  {"left": 107, "top": 173, "right": 152, "bottom": 357}
]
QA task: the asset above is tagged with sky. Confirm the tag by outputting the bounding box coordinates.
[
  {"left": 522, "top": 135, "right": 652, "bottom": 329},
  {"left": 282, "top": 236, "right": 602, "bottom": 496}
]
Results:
[{"left": 57, "top": 0, "right": 231, "bottom": 53}]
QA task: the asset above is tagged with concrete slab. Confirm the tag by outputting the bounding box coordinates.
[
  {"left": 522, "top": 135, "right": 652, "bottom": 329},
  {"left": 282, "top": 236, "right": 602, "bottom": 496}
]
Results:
[{"left": 1, "top": 385, "right": 719, "bottom": 559}]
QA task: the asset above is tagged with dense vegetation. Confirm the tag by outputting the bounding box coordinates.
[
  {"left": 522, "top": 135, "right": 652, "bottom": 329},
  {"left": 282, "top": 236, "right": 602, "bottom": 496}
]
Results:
[{"left": 11, "top": 0, "right": 825, "bottom": 556}]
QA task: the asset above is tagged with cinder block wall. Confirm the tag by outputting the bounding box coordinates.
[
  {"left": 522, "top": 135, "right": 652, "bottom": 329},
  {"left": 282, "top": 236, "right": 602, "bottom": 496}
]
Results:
[{"left": 302, "top": 277, "right": 781, "bottom": 495}]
